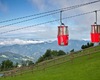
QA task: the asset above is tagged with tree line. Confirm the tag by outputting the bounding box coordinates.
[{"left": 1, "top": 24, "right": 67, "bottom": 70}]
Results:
[
  {"left": 0, "top": 60, "right": 34, "bottom": 71},
  {"left": 37, "top": 42, "right": 94, "bottom": 63}
]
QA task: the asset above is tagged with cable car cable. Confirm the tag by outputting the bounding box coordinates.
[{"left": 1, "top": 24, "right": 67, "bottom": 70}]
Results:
[
  {"left": 0, "top": 0, "right": 100, "bottom": 24},
  {"left": 0, "top": 11, "right": 60, "bottom": 29},
  {"left": 0, "top": 0, "right": 100, "bottom": 29},
  {"left": 0, "top": 9, "right": 100, "bottom": 35}
]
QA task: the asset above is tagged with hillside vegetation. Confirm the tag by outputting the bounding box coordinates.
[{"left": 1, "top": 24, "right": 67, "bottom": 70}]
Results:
[{"left": 0, "top": 45, "right": 100, "bottom": 80}]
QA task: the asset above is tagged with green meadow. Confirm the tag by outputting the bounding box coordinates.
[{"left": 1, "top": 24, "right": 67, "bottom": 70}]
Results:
[{"left": 0, "top": 46, "right": 100, "bottom": 80}]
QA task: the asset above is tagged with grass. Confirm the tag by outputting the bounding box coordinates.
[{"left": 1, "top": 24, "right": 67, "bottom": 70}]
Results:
[{"left": 0, "top": 46, "right": 100, "bottom": 80}]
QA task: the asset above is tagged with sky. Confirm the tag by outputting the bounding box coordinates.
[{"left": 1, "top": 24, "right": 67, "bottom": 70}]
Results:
[{"left": 0, "top": 0, "right": 100, "bottom": 44}]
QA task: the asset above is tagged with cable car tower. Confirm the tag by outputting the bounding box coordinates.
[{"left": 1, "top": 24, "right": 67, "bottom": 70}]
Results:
[
  {"left": 57, "top": 11, "right": 69, "bottom": 46},
  {"left": 91, "top": 10, "right": 100, "bottom": 43}
]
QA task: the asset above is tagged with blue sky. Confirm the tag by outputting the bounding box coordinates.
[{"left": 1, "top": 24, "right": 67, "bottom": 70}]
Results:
[
  {"left": 0, "top": 0, "right": 39, "bottom": 21},
  {"left": 0, "top": 0, "right": 100, "bottom": 44}
]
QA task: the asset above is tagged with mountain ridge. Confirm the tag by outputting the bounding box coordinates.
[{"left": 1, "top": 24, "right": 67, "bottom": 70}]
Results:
[
  {"left": 0, "top": 39, "right": 89, "bottom": 62},
  {"left": 0, "top": 52, "right": 32, "bottom": 64}
]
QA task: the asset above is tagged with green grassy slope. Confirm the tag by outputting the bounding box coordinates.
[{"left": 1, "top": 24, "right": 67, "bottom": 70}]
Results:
[{"left": 0, "top": 46, "right": 100, "bottom": 80}]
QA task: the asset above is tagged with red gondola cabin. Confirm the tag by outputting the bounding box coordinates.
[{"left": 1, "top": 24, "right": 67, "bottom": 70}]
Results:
[
  {"left": 91, "top": 24, "right": 100, "bottom": 43},
  {"left": 57, "top": 24, "right": 69, "bottom": 46}
]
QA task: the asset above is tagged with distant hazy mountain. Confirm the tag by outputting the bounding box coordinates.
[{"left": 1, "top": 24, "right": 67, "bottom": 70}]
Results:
[
  {"left": 0, "top": 52, "right": 32, "bottom": 64},
  {"left": 0, "top": 40, "right": 89, "bottom": 62}
]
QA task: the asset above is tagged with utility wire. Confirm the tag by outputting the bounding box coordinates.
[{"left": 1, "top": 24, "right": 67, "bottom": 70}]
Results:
[
  {"left": 1, "top": 9, "right": 100, "bottom": 35},
  {"left": 0, "top": 0, "right": 100, "bottom": 24}
]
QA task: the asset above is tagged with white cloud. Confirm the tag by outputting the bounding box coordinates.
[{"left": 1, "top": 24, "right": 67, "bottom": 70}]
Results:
[
  {"left": 0, "top": 25, "right": 57, "bottom": 40},
  {"left": 0, "top": 37, "right": 57, "bottom": 45},
  {"left": 0, "top": 25, "right": 46, "bottom": 36},
  {"left": 0, "top": 39, "right": 45, "bottom": 45}
]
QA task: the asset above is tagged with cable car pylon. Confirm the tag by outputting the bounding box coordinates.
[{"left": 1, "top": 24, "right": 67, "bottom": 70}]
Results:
[
  {"left": 57, "top": 10, "right": 69, "bottom": 46},
  {"left": 91, "top": 10, "right": 100, "bottom": 43}
]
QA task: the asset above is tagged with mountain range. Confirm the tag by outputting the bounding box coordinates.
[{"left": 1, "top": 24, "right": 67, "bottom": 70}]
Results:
[{"left": 0, "top": 39, "right": 89, "bottom": 63}]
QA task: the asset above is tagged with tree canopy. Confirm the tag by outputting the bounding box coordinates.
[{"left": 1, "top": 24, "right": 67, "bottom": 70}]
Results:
[
  {"left": 0, "top": 60, "right": 13, "bottom": 71},
  {"left": 81, "top": 42, "right": 94, "bottom": 49},
  {"left": 37, "top": 49, "right": 66, "bottom": 63}
]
